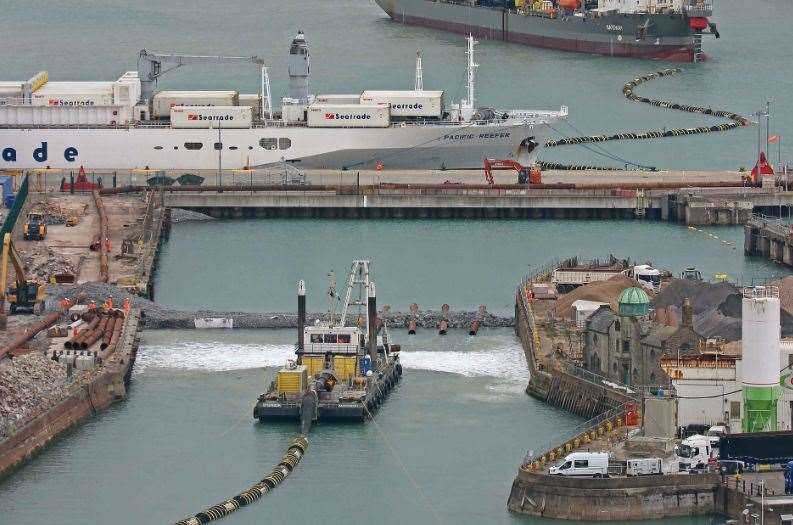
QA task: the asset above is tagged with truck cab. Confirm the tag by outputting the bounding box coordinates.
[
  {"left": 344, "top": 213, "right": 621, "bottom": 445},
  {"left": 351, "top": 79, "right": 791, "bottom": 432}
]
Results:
[
  {"left": 705, "top": 425, "right": 728, "bottom": 449},
  {"left": 675, "top": 434, "right": 711, "bottom": 472},
  {"left": 549, "top": 452, "right": 609, "bottom": 477},
  {"left": 631, "top": 264, "right": 661, "bottom": 293}
]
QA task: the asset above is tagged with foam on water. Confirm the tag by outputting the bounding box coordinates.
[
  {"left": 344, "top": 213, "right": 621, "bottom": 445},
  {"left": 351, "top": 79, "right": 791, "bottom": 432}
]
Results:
[
  {"left": 135, "top": 338, "right": 528, "bottom": 381},
  {"left": 399, "top": 344, "right": 527, "bottom": 382},
  {"left": 135, "top": 342, "right": 296, "bottom": 373}
]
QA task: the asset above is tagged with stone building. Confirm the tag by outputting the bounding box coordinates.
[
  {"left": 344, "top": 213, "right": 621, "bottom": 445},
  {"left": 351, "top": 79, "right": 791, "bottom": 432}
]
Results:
[{"left": 583, "top": 288, "right": 703, "bottom": 388}]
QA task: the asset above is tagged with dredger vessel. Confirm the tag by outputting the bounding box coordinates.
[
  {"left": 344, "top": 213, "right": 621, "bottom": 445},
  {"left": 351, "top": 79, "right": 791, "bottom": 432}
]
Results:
[{"left": 254, "top": 260, "right": 402, "bottom": 423}]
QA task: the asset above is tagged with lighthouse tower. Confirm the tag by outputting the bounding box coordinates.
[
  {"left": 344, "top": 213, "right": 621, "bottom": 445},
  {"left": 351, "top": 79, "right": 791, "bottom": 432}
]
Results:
[
  {"left": 741, "top": 286, "right": 781, "bottom": 432},
  {"left": 287, "top": 30, "right": 310, "bottom": 104}
]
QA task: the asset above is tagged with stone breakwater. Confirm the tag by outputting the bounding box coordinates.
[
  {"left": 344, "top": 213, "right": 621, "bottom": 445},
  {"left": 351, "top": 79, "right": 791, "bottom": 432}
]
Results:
[{"left": 49, "top": 283, "right": 515, "bottom": 330}]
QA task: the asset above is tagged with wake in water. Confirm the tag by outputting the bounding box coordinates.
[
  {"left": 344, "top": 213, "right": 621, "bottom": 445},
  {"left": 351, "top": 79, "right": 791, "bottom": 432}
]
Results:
[{"left": 136, "top": 335, "right": 528, "bottom": 382}]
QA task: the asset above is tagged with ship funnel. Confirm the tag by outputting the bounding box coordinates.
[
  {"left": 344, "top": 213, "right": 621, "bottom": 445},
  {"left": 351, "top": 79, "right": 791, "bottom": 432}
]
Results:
[
  {"left": 297, "top": 280, "right": 306, "bottom": 353},
  {"left": 288, "top": 30, "right": 310, "bottom": 103},
  {"left": 368, "top": 282, "right": 378, "bottom": 370}
]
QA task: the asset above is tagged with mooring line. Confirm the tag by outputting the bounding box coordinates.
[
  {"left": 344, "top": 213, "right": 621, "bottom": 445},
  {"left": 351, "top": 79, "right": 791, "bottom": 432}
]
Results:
[{"left": 363, "top": 405, "right": 444, "bottom": 524}]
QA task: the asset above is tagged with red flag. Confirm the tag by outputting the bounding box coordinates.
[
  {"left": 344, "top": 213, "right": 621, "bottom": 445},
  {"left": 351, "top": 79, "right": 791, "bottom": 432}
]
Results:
[{"left": 768, "top": 135, "right": 780, "bottom": 144}]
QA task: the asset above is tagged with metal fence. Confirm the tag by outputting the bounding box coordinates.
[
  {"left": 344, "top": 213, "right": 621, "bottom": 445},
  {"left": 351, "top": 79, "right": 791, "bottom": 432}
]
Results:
[{"left": 0, "top": 174, "right": 29, "bottom": 238}]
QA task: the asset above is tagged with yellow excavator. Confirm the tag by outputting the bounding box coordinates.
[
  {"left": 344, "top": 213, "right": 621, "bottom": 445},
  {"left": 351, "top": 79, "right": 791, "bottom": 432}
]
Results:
[{"left": 1, "top": 233, "right": 46, "bottom": 314}]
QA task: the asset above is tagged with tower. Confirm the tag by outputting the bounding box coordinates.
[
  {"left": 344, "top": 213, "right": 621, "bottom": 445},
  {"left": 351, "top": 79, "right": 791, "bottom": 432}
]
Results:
[
  {"left": 741, "top": 286, "right": 781, "bottom": 432},
  {"left": 287, "top": 30, "right": 310, "bottom": 103}
]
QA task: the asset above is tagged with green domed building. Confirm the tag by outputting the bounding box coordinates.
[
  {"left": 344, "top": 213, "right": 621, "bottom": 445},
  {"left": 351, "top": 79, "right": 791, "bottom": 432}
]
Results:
[{"left": 617, "top": 287, "right": 650, "bottom": 317}]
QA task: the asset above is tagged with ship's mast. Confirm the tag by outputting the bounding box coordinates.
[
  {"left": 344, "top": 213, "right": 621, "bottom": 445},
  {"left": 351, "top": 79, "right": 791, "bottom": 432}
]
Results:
[
  {"left": 414, "top": 50, "right": 423, "bottom": 91},
  {"left": 461, "top": 34, "right": 478, "bottom": 122}
]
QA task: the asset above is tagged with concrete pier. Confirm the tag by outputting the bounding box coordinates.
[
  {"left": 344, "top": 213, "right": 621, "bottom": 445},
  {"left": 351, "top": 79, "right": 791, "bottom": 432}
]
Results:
[
  {"left": 161, "top": 185, "right": 793, "bottom": 224},
  {"left": 744, "top": 214, "right": 793, "bottom": 267}
]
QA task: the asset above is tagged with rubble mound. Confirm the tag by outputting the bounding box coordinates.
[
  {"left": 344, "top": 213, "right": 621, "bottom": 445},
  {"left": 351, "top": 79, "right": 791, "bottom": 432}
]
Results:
[
  {"left": 554, "top": 275, "right": 641, "bottom": 319},
  {"left": 0, "top": 352, "right": 68, "bottom": 439}
]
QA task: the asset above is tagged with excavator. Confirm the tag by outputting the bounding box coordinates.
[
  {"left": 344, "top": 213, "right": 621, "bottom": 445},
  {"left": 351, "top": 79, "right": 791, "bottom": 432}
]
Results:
[
  {"left": 1, "top": 233, "right": 46, "bottom": 314},
  {"left": 483, "top": 159, "right": 542, "bottom": 185}
]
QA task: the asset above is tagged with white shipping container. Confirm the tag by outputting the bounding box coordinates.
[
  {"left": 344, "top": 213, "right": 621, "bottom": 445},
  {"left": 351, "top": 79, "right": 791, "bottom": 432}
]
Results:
[
  {"left": 314, "top": 94, "right": 361, "bottom": 105},
  {"left": 0, "top": 105, "right": 132, "bottom": 126},
  {"left": 360, "top": 90, "right": 443, "bottom": 118},
  {"left": 32, "top": 82, "right": 115, "bottom": 107},
  {"left": 238, "top": 94, "right": 261, "bottom": 119},
  {"left": 307, "top": 103, "right": 390, "bottom": 128},
  {"left": 170, "top": 106, "right": 252, "bottom": 129},
  {"left": 153, "top": 90, "right": 239, "bottom": 118}
]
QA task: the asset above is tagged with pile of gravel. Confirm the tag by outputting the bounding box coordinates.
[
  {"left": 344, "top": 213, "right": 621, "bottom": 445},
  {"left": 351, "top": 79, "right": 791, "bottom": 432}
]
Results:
[{"left": 0, "top": 352, "right": 69, "bottom": 439}]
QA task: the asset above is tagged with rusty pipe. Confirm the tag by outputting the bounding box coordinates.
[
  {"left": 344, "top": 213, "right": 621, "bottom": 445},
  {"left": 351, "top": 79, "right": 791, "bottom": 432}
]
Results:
[
  {"left": 407, "top": 319, "right": 416, "bottom": 335},
  {"left": 469, "top": 319, "right": 480, "bottom": 336},
  {"left": 0, "top": 310, "right": 63, "bottom": 361},
  {"left": 101, "top": 317, "right": 117, "bottom": 350},
  {"left": 66, "top": 316, "right": 100, "bottom": 348},
  {"left": 438, "top": 319, "right": 448, "bottom": 336},
  {"left": 93, "top": 189, "right": 110, "bottom": 283},
  {"left": 81, "top": 317, "right": 110, "bottom": 350}
]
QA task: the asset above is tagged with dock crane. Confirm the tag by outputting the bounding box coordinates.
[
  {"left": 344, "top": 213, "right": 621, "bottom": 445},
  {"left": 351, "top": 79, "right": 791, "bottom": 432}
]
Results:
[
  {"left": 137, "top": 50, "right": 272, "bottom": 118},
  {"left": 0, "top": 233, "right": 46, "bottom": 315}
]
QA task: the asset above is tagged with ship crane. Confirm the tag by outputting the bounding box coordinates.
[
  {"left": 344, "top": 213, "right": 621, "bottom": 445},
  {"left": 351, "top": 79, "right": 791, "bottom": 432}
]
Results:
[{"left": 137, "top": 50, "right": 270, "bottom": 113}]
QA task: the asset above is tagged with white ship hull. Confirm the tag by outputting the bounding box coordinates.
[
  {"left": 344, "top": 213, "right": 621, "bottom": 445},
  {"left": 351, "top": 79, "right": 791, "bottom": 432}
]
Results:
[{"left": 0, "top": 120, "right": 549, "bottom": 172}]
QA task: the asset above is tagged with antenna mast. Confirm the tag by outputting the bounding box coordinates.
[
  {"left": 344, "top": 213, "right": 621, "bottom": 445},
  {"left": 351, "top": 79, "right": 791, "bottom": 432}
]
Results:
[
  {"left": 414, "top": 50, "right": 423, "bottom": 91},
  {"left": 461, "top": 34, "right": 478, "bottom": 121}
]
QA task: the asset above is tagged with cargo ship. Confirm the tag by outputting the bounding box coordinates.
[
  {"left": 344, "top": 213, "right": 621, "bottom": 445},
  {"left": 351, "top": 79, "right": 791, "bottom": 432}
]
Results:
[
  {"left": 254, "top": 261, "right": 402, "bottom": 422},
  {"left": 0, "top": 32, "right": 566, "bottom": 173},
  {"left": 375, "top": 0, "right": 719, "bottom": 62}
]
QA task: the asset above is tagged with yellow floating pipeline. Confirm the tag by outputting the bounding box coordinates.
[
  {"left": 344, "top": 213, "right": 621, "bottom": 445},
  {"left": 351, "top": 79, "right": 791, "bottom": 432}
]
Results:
[
  {"left": 173, "top": 435, "right": 309, "bottom": 525},
  {"left": 543, "top": 68, "right": 749, "bottom": 151}
]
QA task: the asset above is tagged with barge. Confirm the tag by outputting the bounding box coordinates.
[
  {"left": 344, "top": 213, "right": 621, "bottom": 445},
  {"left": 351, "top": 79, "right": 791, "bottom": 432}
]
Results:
[{"left": 254, "top": 260, "right": 402, "bottom": 423}]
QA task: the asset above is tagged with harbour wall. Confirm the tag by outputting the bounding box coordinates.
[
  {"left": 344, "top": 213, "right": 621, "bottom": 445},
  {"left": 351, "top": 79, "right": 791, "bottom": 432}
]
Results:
[
  {"left": 507, "top": 469, "right": 722, "bottom": 520},
  {"left": 0, "top": 311, "right": 141, "bottom": 480},
  {"left": 160, "top": 186, "right": 791, "bottom": 225},
  {"left": 515, "top": 290, "right": 632, "bottom": 419}
]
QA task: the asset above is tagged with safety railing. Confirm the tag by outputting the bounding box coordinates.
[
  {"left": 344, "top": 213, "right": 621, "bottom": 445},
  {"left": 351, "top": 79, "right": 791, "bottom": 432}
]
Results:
[{"left": 521, "top": 401, "right": 637, "bottom": 472}]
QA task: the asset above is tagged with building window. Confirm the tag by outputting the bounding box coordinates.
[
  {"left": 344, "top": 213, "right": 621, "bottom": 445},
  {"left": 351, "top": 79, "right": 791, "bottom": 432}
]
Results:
[
  {"left": 615, "top": 320, "right": 620, "bottom": 331},
  {"left": 649, "top": 348, "right": 655, "bottom": 359},
  {"left": 213, "top": 142, "right": 222, "bottom": 150},
  {"left": 789, "top": 354, "right": 793, "bottom": 368},
  {"left": 730, "top": 401, "right": 741, "bottom": 419},
  {"left": 279, "top": 138, "right": 292, "bottom": 150},
  {"left": 613, "top": 362, "right": 618, "bottom": 372},
  {"left": 259, "top": 138, "right": 278, "bottom": 150},
  {"left": 229, "top": 146, "right": 238, "bottom": 150},
  {"left": 593, "top": 334, "right": 598, "bottom": 345},
  {"left": 622, "top": 341, "right": 630, "bottom": 354},
  {"left": 649, "top": 372, "right": 656, "bottom": 383},
  {"left": 154, "top": 146, "right": 163, "bottom": 150},
  {"left": 184, "top": 142, "right": 203, "bottom": 150}
]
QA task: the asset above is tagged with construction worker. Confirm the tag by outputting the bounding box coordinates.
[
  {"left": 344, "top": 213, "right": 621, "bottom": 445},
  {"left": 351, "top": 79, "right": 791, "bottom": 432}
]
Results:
[
  {"left": 122, "top": 297, "right": 131, "bottom": 314},
  {"left": 88, "top": 300, "right": 97, "bottom": 313}
]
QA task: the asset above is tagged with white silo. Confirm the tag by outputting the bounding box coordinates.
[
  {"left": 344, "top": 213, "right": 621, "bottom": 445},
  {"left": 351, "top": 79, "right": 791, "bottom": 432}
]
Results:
[{"left": 741, "top": 286, "right": 781, "bottom": 432}]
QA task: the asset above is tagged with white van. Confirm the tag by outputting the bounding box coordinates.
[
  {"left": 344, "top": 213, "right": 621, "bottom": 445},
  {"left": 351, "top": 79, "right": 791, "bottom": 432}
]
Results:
[{"left": 549, "top": 452, "right": 609, "bottom": 478}]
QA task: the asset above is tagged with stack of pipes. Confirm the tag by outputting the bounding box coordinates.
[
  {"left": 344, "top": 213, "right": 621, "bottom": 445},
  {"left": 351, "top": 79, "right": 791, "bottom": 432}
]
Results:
[{"left": 63, "top": 310, "right": 125, "bottom": 358}]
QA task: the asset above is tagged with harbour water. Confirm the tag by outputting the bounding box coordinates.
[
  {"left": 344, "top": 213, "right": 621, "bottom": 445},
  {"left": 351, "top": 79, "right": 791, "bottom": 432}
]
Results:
[
  {"left": 2, "top": 0, "right": 791, "bottom": 170},
  {"left": 155, "top": 219, "right": 784, "bottom": 314}
]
